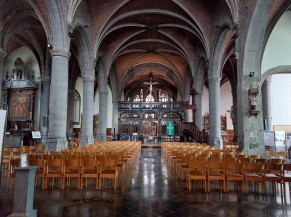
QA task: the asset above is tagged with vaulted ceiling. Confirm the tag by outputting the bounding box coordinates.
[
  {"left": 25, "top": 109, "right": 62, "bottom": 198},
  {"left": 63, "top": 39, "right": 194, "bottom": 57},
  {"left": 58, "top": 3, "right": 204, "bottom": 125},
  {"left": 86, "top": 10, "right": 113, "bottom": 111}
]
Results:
[{"left": 1, "top": 0, "right": 289, "bottom": 100}]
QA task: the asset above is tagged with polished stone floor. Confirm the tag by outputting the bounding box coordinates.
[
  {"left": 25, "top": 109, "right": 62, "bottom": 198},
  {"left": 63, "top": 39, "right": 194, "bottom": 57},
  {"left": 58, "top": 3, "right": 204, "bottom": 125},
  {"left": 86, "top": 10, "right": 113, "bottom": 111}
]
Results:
[{"left": 1, "top": 147, "right": 291, "bottom": 217}]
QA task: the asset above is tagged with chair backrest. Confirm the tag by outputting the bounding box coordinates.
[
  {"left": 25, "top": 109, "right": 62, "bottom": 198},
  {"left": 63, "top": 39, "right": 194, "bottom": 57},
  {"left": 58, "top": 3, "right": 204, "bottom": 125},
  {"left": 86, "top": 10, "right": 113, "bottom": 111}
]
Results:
[
  {"left": 28, "top": 159, "right": 45, "bottom": 171},
  {"left": 47, "top": 158, "right": 63, "bottom": 170},
  {"left": 226, "top": 162, "right": 243, "bottom": 173},
  {"left": 208, "top": 161, "right": 225, "bottom": 172},
  {"left": 100, "top": 159, "right": 117, "bottom": 170},
  {"left": 244, "top": 162, "right": 263, "bottom": 174},
  {"left": 264, "top": 163, "right": 282, "bottom": 174},
  {"left": 82, "top": 159, "right": 99, "bottom": 172},
  {"left": 10, "top": 158, "right": 21, "bottom": 175},
  {"left": 64, "top": 159, "right": 81, "bottom": 170},
  {"left": 188, "top": 160, "right": 207, "bottom": 172}
]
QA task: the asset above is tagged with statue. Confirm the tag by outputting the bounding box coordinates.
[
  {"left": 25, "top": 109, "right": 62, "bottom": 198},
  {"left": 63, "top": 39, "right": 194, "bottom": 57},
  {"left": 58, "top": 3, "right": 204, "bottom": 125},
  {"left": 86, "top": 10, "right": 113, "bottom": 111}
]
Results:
[{"left": 93, "top": 114, "right": 99, "bottom": 136}]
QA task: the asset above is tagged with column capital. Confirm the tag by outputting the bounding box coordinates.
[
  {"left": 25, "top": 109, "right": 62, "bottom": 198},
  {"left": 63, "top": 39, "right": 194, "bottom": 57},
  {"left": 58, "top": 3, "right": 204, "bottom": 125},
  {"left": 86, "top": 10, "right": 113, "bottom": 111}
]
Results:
[
  {"left": 208, "top": 77, "right": 220, "bottom": 83},
  {"left": 39, "top": 75, "right": 51, "bottom": 83},
  {"left": 50, "top": 49, "right": 71, "bottom": 58},
  {"left": 83, "top": 76, "right": 95, "bottom": 82}
]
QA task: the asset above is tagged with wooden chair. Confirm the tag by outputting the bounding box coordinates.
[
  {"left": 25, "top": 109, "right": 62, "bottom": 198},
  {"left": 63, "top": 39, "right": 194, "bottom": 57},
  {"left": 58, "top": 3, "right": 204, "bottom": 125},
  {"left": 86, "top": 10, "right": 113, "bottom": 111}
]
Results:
[
  {"left": 28, "top": 159, "right": 46, "bottom": 189},
  {"left": 8, "top": 158, "right": 21, "bottom": 188},
  {"left": 281, "top": 164, "right": 291, "bottom": 196},
  {"left": 263, "top": 163, "right": 283, "bottom": 194},
  {"left": 244, "top": 162, "right": 265, "bottom": 193},
  {"left": 36, "top": 144, "right": 45, "bottom": 154},
  {"left": 99, "top": 159, "right": 118, "bottom": 190},
  {"left": 20, "top": 146, "right": 31, "bottom": 155},
  {"left": 207, "top": 161, "right": 226, "bottom": 192},
  {"left": 81, "top": 159, "right": 99, "bottom": 189},
  {"left": 63, "top": 159, "right": 82, "bottom": 189},
  {"left": 186, "top": 160, "right": 207, "bottom": 192},
  {"left": 3, "top": 149, "right": 12, "bottom": 169},
  {"left": 268, "top": 158, "right": 285, "bottom": 164},
  {"left": 45, "top": 159, "right": 63, "bottom": 189},
  {"left": 12, "top": 147, "right": 21, "bottom": 158},
  {"left": 225, "top": 162, "right": 244, "bottom": 192}
]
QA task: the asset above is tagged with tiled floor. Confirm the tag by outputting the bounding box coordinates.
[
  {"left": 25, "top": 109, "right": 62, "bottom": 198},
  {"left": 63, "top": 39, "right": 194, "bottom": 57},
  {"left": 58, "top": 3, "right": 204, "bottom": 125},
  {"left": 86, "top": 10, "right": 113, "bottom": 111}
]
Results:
[{"left": 1, "top": 147, "right": 291, "bottom": 217}]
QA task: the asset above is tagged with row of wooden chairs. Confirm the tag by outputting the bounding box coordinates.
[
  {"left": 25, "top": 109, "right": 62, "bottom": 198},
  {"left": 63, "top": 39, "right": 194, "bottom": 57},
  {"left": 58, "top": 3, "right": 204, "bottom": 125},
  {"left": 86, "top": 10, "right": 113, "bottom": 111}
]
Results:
[
  {"left": 162, "top": 142, "right": 291, "bottom": 195},
  {"left": 8, "top": 142, "right": 141, "bottom": 190},
  {"left": 185, "top": 161, "right": 291, "bottom": 195},
  {"left": 3, "top": 145, "right": 45, "bottom": 169}
]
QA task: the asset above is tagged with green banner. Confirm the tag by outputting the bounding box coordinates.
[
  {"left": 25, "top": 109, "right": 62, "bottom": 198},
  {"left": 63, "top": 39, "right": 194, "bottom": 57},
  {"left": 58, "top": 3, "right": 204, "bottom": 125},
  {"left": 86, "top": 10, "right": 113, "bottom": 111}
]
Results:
[{"left": 166, "top": 122, "right": 174, "bottom": 136}]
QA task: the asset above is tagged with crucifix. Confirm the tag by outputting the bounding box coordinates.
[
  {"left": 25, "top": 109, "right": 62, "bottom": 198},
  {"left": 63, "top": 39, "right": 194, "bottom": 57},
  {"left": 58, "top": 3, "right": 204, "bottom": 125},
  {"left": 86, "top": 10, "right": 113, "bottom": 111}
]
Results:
[{"left": 144, "top": 73, "right": 158, "bottom": 98}]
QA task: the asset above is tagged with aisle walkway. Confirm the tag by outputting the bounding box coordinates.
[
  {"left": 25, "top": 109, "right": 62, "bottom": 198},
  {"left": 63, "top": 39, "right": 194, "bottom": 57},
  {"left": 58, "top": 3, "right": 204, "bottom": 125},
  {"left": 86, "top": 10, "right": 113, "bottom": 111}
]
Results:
[{"left": 1, "top": 147, "right": 291, "bottom": 216}]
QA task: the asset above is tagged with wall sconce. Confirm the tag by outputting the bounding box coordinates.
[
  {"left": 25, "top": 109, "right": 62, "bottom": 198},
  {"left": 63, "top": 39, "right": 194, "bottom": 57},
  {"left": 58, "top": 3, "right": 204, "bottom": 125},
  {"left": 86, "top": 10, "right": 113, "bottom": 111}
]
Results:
[
  {"left": 231, "top": 32, "right": 239, "bottom": 40},
  {"left": 67, "top": 31, "right": 74, "bottom": 38},
  {"left": 47, "top": 43, "right": 53, "bottom": 50},
  {"left": 249, "top": 71, "right": 255, "bottom": 77}
]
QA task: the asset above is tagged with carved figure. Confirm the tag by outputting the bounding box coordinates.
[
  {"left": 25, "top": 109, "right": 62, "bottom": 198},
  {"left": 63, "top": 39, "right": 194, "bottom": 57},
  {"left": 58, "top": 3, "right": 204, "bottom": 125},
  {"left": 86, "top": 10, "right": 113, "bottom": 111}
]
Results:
[{"left": 93, "top": 114, "right": 99, "bottom": 133}]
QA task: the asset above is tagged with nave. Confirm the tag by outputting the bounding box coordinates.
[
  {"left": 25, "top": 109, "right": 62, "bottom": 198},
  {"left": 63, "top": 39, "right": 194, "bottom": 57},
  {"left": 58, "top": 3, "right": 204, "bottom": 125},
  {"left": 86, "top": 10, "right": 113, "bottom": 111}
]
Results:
[{"left": 1, "top": 147, "right": 291, "bottom": 217}]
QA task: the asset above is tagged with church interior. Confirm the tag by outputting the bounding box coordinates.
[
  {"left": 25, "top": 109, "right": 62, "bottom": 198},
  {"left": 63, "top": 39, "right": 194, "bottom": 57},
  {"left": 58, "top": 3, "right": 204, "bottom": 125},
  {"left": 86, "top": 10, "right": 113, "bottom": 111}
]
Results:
[{"left": 1, "top": 0, "right": 291, "bottom": 216}]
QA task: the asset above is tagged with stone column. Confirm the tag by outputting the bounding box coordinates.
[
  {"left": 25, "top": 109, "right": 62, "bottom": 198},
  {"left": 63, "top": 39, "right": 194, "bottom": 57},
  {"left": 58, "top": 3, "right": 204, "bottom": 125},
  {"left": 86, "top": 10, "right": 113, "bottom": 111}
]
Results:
[
  {"left": 66, "top": 89, "right": 75, "bottom": 140},
  {"left": 97, "top": 71, "right": 108, "bottom": 141},
  {"left": 0, "top": 50, "right": 5, "bottom": 102},
  {"left": 39, "top": 76, "right": 50, "bottom": 143},
  {"left": 232, "top": 89, "right": 238, "bottom": 142},
  {"left": 262, "top": 76, "right": 272, "bottom": 131},
  {"left": 194, "top": 92, "right": 203, "bottom": 130},
  {"left": 208, "top": 77, "right": 221, "bottom": 148},
  {"left": 46, "top": 49, "right": 70, "bottom": 151},
  {"left": 80, "top": 76, "right": 95, "bottom": 145}
]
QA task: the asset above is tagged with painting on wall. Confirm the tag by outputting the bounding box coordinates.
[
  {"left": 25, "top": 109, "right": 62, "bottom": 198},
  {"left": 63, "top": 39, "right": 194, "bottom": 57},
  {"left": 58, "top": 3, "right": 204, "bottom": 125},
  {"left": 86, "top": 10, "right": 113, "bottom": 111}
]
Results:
[{"left": 9, "top": 90, "right": 33, "bottom": 121}]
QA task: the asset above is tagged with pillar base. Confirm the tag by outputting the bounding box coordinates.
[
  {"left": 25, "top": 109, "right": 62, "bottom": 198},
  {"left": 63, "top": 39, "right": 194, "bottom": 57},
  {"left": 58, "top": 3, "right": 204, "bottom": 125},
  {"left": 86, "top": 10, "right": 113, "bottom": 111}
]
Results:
[
  {"left": 8, "top": 210, "right": 37, "bottom": 217},
  {"left": 208, "top": 137, "right": 222, "bottom": 149},
  {"left": 46, "top": 137, "right": 68, "bottom": 151},
  {"left": 97, "top": 134, "right": 107, "bottom": 141},
  {"left": 79, "top": 135, "right": 94, "bottom": 146},
  {"left": 242, "top": 146, "right": 267, "bottom": 157}
]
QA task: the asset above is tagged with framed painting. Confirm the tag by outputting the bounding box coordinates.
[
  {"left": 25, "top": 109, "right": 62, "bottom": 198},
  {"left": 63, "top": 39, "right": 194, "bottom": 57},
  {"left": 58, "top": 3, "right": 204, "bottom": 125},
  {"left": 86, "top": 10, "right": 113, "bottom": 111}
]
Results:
[{"left": 9, "top": 90, "right": 33, "bottom": 121}]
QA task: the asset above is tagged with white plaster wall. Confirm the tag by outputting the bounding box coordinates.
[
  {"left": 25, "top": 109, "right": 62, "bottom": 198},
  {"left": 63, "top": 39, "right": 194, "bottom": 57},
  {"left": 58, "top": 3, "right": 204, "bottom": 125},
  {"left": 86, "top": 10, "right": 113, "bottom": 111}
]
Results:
[
  {"left": 93, "top": 85, "right": 113, "bottom": 128},
  {"left": 262, "top": 11, "right": 291, "bottom": 73},
  {"left": 4, "top": 46, "right": 40, "bottom": 78},
  {"left": 75, "top": 77, "right": 83, "bottom": 124},
  {"left": 261, "top": 11, "right": 291, "bottom": 128},
  {"left": 93, "top": 90, "right": 99, "bottom": 115},
  {"left": 202, "top": 85, "right": 209, "bottom": 116},
  {"left": 220, "top": 82, "right": 233, "bottom": 130},
  {"left": 270, "top": 74, "right": 291, "bottom": 126},
  {"left": 4, "top": 46, "right": 41, "bottom": 130}
]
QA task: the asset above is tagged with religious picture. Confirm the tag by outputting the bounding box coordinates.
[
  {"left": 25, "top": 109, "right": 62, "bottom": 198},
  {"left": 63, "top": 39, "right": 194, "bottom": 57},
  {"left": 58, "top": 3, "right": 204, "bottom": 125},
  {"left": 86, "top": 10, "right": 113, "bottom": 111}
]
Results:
[{"left": 9, "top": 94, "right": 31, "bottom": 121}]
